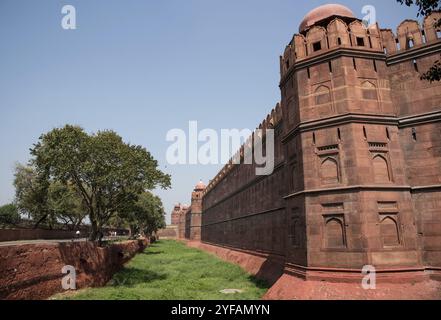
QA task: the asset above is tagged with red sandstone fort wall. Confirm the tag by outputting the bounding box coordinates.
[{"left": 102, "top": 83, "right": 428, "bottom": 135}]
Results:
[{"left": 197, "top": 11, "right": 441, "bottom": 280}]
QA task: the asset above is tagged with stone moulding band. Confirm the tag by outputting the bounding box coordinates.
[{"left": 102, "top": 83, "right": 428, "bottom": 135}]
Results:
[
  {"left": 285, "top": 262, "right": 426, "bottom": 274},
  {"left": 283, "top": 184, "right": 441, "bottom": 199},
  {"left": 283, "top": 262, "right": 437, "bottom": 283},
  {"left": 386, "top": 41, "right": 441, "bottom": 65},
  {"left": 196, "top": 242, "right": 440, "bottom": 283},
  {"left": 280, "top": 41, "right": 441, "bottom": 86},
  {"left": 282, "top": 110, "right": 441, "bottom": 142},
  {"left": 281, "top": 47, "right": 386, "bottom": 86},
  {"left": 204, "top": 183, "right": 441, "bottom": 214}
]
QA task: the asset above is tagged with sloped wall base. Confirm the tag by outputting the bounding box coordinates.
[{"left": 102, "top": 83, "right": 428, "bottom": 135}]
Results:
[{"left": 184, "top": 241, "right": 441, "bottom": 300}]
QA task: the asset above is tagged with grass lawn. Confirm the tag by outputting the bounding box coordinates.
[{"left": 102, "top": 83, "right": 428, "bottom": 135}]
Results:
[{"left": 55, "top": 240, "right": 269, "bottom": 300}]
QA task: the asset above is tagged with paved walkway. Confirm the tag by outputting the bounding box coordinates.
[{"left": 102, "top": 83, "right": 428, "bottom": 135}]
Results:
[
  {"left": 0, "top": 238, "right": 89, "bottom": 247},
  {"left": 0, "top": 237, "right": 125, "bottom": 247}
]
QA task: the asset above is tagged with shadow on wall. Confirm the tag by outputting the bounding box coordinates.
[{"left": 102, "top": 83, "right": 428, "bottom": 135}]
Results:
[{"left": 253, "top": 255, "right": 286, "bottom": 286}]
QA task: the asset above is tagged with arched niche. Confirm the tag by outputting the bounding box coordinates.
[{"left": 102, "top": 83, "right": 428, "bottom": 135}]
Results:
[
  {"left": 366, "top": 23, "right": 382, "bottom": 49},
  {"left": 380, "top": 216, "right": 400, "bottom": 247},
  {"left": 381, "top": 29, "right": 398, "bottom": 55},
  {"left": 306, "top": 26, "right": 328, "bottom": 54},
  {"left": 373, "top": 154, "right": 391, "bottom": 183},
  {"left": 315, "top": 85, "right": 331, "bottom": 105},
  {"left": 293, "top": 34, "right": 307, "bottom": 59},
  {"left": 320, "top": 157, "right": 339, "bottom": 185},
  {"left": 290, "top": 218, "right": 303, "bottom": 246},
  {"left": 424, "top": 12, "right": 441, "bottom": 43},
  {"left": 327, "top": 18, "right": 350, "bottom": 48},
  {"left": 349, "top": 20, "right": 368, "bottom": 48},
  {"left": 324, "top": 217, "right": 346, "bottom": 248},
  {"left": 361, "top": 80, "right": 378, "bottom": 100},
  {"left": 397, "top": 20, "right": 423, "bottom": 50}
]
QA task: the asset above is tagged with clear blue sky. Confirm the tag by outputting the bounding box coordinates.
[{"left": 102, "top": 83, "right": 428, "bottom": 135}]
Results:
[{"left": 0, "top": 0, "right": 419, "bottom": 223}]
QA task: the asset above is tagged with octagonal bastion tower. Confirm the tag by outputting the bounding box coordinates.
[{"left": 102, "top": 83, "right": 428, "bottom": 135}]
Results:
[{"left": 177, "top": 4, "right": 441, "bottom": 284}]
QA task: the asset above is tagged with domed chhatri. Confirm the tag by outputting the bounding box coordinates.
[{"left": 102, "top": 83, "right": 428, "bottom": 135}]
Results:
[
  {"left": 299, "top": 3, "right": 355, "bottom": 32},
  {"left": 194, "top": 180, "right": 206, "bottom": 191}
]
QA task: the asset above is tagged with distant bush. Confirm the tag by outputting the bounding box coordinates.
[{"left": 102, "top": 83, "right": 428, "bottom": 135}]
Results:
[{"left": 0, "top": 203, "right": 20, "bottom": 225}]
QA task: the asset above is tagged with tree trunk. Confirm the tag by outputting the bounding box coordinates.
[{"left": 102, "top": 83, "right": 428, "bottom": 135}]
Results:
[{"left": 89, "top": 208, "right": 100, "bottom": 241}]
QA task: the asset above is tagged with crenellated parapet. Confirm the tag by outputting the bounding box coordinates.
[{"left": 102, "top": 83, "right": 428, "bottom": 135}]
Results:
[
  {"left": 203, "top": 103, "right": 283, "bottom": 195},
  {"left": 280, "top": 18, "right": 383, "bottom": 77},
  {"left": 381, "top": 12, "right": 441, "bottom": 55},
  {"left": 280, "top": 11, "right": 441, "bottom": 79}
]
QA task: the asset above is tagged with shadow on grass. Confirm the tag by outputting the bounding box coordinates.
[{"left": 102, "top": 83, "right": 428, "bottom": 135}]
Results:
[
  {"left": 141, "top": 251, "right": 164, "bottom": 255},
  {"left": 109, "top": 267, "right": 167, "bottom": 288}
]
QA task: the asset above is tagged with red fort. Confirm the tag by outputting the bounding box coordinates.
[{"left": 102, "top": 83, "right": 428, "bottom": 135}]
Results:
[{"left": 162, "top": 4, "right": 441, "bottom": 298}]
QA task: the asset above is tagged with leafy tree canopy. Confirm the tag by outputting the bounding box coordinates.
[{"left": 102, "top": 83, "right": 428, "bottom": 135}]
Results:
[
  {"left": 27, "top": 125, "right": 171, "bottom": 240},
  {"left": 14, "top": 164, "right": 87, "bottom": 229},
  {"left": 0, "top": 203, "right": 20, "bottom": 225},
  {"left": 118, "top": 191, "right": 166, "bottom": 237}
]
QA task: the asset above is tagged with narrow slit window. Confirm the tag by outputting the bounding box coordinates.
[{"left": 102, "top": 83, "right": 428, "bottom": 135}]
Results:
[
  {"left": 353, "top": 58, "right": 357, "bottom": 70},
  {"left": 328, "top": 61, "right": 333, "bottom": 73},
  {"left": 363, "top": 126, "right": 367, "bottom": 140},
  {"left": 307, "top": 67, "right": 310, "bottom": 79},
  {"left": 412, "top": 128, "right": 417, "bottom": 141},
  {"left": 373, "top": 60, "right": 377, "bottom": 72},
  {"left": 313, "top": 132, "right": 316, "bottom": 145},
  {"left": 337, "top": 37, "right": 342, "bottom": 45},
  {"left": 386, "top": 127, "right": 390, "bottom": 140},
  {"left": 407, "top": 38, "right": 414, "bottom": 49},
  {"left": 413, "top": 59, "right": 418, "bottom": 72},
  {"left": 337, "top": 128, "right": 341, "bottom": 141}
]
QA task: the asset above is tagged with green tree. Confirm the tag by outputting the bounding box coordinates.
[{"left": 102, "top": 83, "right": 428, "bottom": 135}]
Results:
[
  {"left": 0, "top": 203, "right": 20, "bottom": 225},
  {"left": 13, "top": 163, "right": 53, "bottom": 227},
  {"left": 29, "top": 125, "right": 171, "bottom": 241},
  {"left": 397, "top": 0, "right": 441, "bottom": 82},
  {"left": 118, "top": 192, "right": 166, "bottom": 238},
  {"left": 14, "top": 164, "right": 87, "bottom": 229},
  {"left": 47, "top": 181, "right": 87, "bottom": 230},
  {"left": 141, "top": 193, "right": 166, "bottom": 236}
]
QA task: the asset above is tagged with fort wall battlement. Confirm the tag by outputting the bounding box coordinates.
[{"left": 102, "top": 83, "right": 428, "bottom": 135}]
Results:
[{"left": 175, "top": 6, "right": 441, "bottom": 284}]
